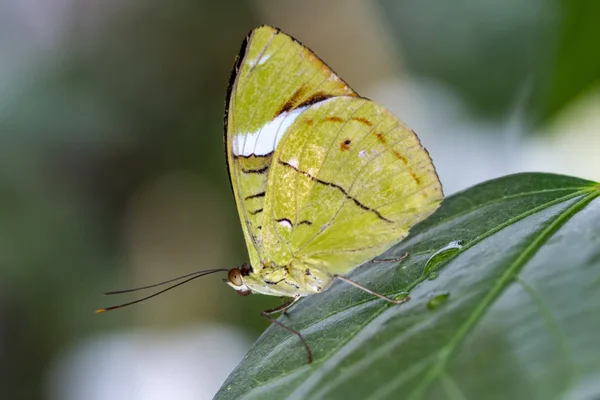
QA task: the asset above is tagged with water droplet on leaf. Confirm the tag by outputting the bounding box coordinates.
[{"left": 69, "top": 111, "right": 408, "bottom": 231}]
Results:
[
  {"left": 427, "top": 292, "right": 450, "bottom": 310},
  {"left": 423, "top": 240, "right": 463, "bottom": 277}
]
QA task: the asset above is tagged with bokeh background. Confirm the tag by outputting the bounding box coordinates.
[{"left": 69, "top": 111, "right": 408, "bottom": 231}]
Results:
[{"left": 1, "top": 0, "right": 598, "bottom": 399}]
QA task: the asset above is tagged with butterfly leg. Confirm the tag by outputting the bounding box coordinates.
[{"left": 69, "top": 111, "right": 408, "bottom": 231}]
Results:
[
  {"left": 372, "top": 252, "right": 409, "bottom": 263},
  {"left": 332, "top": 275, "right": 410, "bottom": 305},
  {"left": 261, "top": 295, "right": 312, "bottom": 363},
  {"left": 262, "top": 294, "right": 301, "bottom": 316}
]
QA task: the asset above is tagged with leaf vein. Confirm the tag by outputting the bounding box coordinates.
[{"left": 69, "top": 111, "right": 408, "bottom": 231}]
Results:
[{"left": 407, "top": 190, "right": 599, "bottom": 399}]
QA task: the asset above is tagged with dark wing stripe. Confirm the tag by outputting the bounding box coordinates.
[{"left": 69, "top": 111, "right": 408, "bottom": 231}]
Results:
[
  {"left": 274, "top": 86, "right": 308, "bottom": 117},
  {"left": 278, "top": 160, "right": 393, "bottom": 223},
  {"left": 274, "top": 218, "right": 313, "bottom": 227},
  {"left": 242, "top": 166, "right": 270, "bottom": 174},
  {"left": 223, "top": 29, "right": 250, "bottom": 196},
  {"left": 295, "top": 91, "right": 334, "bottom": 109},
  {"left": 245, "top": 192, "right": 266, "bottom": 200},
  {"left": 233, "top": 152, "right": 274, "bottom": 160}
]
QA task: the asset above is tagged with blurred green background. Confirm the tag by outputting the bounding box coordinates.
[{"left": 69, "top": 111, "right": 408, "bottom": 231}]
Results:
[{"left": 0, "top": 0, "right": 598, "bottom": 399}]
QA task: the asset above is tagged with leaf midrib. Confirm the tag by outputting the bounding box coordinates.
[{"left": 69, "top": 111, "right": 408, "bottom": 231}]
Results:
[
  {"left": 405, "top": 189, "right": 599, "bottom": 399},
  {"left": 252, "top": 188, "right": 592, "bottom": 398}
]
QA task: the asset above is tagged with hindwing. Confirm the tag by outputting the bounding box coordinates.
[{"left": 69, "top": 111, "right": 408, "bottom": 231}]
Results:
[{"left": 261, "top": 96, "right": 443, "bottom": 274}]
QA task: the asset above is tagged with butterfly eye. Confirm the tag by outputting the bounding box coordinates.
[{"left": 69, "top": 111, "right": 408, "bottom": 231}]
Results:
[{"left": 228, "top": 268, "right": 243, "bottom": 287}]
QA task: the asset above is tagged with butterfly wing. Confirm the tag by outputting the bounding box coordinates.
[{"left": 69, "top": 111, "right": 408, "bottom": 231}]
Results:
[
  {"left": 225, "top": 26, "right": 357, "bottom": 267},
  {"left": 261, "top": 96, "right": 443, "bottom": 274}
]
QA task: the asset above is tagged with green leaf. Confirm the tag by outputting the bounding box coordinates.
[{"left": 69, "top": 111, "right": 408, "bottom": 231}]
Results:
[{"left": 216, "top": 173, "right": 600, "bottom": 400}]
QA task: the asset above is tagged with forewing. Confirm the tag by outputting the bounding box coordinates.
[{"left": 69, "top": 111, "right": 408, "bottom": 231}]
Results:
[
  {"left": 261, "top": 96, "right": 443, "bottom": 274},
  {"left": 225, "top": 26, "right": 357, "bottom": 266}
]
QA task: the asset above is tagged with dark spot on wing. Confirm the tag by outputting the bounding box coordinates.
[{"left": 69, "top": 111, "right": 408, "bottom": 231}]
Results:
[
  {"left": 410, "top": 170, "right": 422, "bottom": 185},
  {"left": 375, "top": 132, "right": 386, "bottom": 144},
  {"left": 245, "top": 191, "right": 266, "bottom": 200},
  {"left": 324, "top": 116, "right": 344, "bottom": 123},
  {"left": 340, "top": 138, "right": 351, "bottom": 151},
  {"left": 241, "top": 165, "right": 270, "bottom": 174},
  {"left": 249, "top": 208, "right": 264, "bottom": 215},
  {"left": 276, "top": 218, "right": 292, "bottom": 226},
  {"left": 296, "top": 91, "right": 333, "bottom": 109},
  {"left": 351, "top": 116, "right": 373, "bottom": 127},
  {"left": 393, "top": 150, "right": 408, "bottom": 164},
  {"left": 233, "top": 152, "right": 274, "bottom": 159},
  {"left": 274, "top": 218, "right": 313, "bottom": 227},
  {"left": 274, "top": 86, "right": 307, "bottom": 117}
]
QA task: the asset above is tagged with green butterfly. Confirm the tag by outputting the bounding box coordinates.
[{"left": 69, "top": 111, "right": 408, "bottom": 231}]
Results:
[
  {"left": 99, "top": 26, "right": 443, "bottom": 364},
  {"left": 223, "top": 26, "right": 443, "bottom": 359}
]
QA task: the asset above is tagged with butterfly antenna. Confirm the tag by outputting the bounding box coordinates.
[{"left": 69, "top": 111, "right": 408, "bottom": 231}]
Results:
[
  {"left": 102, "top": 268, "right": 229, "bottom": 295},
  {"left": 95, "top": 268, "right": 228, "bottom": 313}
]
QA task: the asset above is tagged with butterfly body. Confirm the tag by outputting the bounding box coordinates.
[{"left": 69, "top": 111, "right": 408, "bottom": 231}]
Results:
[
  {"left": 224, "top": 26, "right": 443, "bottom": 299},
  {"left": 230, "top": 261, "right": 332, "bottom": 297}
]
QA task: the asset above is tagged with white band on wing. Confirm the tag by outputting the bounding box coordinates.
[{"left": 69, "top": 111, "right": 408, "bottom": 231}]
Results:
[{"left": 232, "top": 106, "right": 308, "bottom": 156}]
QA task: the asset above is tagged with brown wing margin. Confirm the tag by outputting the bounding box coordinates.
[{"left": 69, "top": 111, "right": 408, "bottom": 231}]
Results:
[{"left": 223, "top": 28, "right": 250, "bottom": 196}]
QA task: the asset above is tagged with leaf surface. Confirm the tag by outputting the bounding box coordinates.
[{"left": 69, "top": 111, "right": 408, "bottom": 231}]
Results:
[{"left": 216, "top": 173, "right": 600, "bottom": 400}]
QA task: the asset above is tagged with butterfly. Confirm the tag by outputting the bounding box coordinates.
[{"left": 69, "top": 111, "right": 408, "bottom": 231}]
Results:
[
  {"left": 98, "top": 26, "right": 443, "bottom": 364},
  {"left": 223, "top": 26, "right": 443, "bottom": 360}
]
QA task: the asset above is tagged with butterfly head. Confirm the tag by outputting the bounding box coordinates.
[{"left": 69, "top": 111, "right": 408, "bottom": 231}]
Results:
[{"left": 226, "top": 263, "right": 252, "bottom": 296}]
